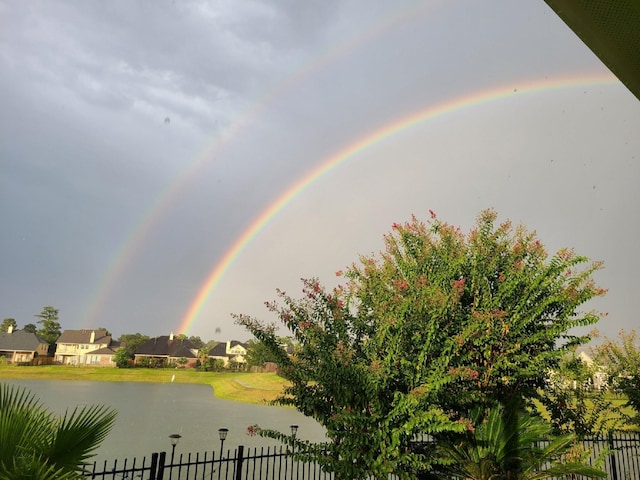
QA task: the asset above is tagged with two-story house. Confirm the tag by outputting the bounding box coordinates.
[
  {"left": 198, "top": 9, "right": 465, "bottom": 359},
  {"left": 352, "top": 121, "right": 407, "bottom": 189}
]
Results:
[
  {"left": 55, "top": 329, "right": 113, "bottom": 365},
  {"left": 208, "top": 340, "right": 248, "bottom": 369}
]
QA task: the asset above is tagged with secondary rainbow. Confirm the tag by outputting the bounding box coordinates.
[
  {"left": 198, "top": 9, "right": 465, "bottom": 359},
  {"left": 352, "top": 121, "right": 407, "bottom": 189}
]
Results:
[
  {"left": 177, "top": 72, "right": 619, "bottom": 333},
  {"left": 81, "top": 1, "right": 438, "bottom": 327}
]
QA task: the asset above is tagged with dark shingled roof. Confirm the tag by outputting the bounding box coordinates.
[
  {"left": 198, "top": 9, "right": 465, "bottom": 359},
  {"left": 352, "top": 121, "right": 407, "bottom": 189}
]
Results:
[
  {"left": 88, "top": 345, "right": 120, "bottom": 355},
  {"left": 208, "top": 343, "right": 226, "bottom": 356},
  {"left": 0, "top": 330, "right": 49, "bottom": 351},
  {"left": 135, "top": 336, "right": 196, "bottom": 358},
  {"left": 56, "top": 329, "right": 112, "bottom": 345},
  {"left": 208, "top": 340, "right": 247, "bottom": 357}
]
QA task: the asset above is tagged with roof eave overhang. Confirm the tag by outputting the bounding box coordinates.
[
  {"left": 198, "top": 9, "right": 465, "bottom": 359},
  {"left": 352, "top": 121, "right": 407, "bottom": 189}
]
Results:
[{"left": 544, "top": 0, "right": 640, "bottom": 101}]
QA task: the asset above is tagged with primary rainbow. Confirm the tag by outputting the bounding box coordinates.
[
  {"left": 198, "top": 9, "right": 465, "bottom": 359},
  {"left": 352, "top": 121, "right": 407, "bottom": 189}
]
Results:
[{"left": 177, "top": 72, "right": 619, "bottom": 334}]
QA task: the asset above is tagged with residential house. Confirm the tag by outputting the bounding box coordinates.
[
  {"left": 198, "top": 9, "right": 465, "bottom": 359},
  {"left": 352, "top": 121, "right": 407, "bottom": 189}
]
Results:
[
  {"left": 134, "top": 332, "right": 197, "bottom": 367},
  {"left": 208, "top": 340, "right": 248, "bottom": 369},
  {"left": 55, "top": 329, "right": 113, "bottom": 365},
  {"left": 0, "top": 326, "right": 50, "bottom": 363},
  {"left": 578, "top": 351, "right": 609, "bottom": 390}
]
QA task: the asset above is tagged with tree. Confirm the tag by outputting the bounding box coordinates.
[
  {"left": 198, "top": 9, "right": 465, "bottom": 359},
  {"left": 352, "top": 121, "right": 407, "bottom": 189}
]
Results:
[
  {"left": 114, "top": 333, "right": 150, "bottom": 368},
  {"left": 0, "top": 382, "right": 116, "bottom": 479},
  {"left": 594, "top": 329, "right": 640, "bottom": 425},
  {"left": 176, "top": 357, "right": 188, "bottom": 367},
  {"left": 197, "top": 346, "right": 209, "bottom": 368},
  {"left": 235, "top": 210, "right": 605, "bottom": 479},
  {"left": 0, "top": 318, "right": 17, "bottom": 332},
  {"left": 118, "top": 333, "right": 150, "bottom": 352},
  {"left": 113, "top": 348, "right": 132, "bottom": 369},
  {"left": 35, "top": 306, "right": 61, "bottom": 344},
  {"left": 97, "top": 327, "right": 112, "bottom": 337},
  {"left": 245, "top": 337, "right": 279, "bottom": 369},
  {"left": 23, "top": 323, "right": 37, "bottom": 334},
  {"left": 199, "top": 357, "right": 225, "bottom": 372},
  {"left": 118, "top": 332, "right": 150, "bottom": 349},
  {"left": 189, "top": 336, "right": 205, "bottom": 349}
]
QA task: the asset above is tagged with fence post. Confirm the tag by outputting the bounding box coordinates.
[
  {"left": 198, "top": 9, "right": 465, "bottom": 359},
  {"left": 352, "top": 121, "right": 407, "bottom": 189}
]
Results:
[
  {"left": 149, "top": 453, "right": 159, "bottom": 480},
  {"left": 157, "top": 451, "right": 167, "bottom": 480},
  {"left": 608, "top": 432, "right": 618, "bottom": 480},
  {"left": 234, "top": 445, "right": 245, "bottom": 480}
]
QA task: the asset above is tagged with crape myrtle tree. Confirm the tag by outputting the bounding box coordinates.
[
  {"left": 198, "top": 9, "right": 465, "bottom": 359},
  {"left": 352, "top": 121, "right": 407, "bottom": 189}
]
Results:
[{"left": 235, "top": 210, "right": 606, "bottom": 479}]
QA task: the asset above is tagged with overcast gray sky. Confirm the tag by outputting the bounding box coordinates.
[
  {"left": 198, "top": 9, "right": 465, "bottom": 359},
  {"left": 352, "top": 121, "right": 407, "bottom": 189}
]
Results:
[{"left": 1, "top": 1, "right": 638, "bottom": 342}]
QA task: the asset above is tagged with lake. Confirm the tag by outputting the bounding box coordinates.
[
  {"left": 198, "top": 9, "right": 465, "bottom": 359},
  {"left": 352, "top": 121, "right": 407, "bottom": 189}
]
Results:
[{"left": 6, "top": 379, "right": 326, "bottom": 463}]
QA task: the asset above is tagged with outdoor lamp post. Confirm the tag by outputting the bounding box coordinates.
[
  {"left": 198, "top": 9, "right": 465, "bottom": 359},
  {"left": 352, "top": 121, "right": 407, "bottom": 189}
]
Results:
[
  {"left": 218, "top": 428, "right": 229, "bottom": 459},
  {"left": 169, "top": 433, "right": 181, "bottom": 461},
  {"left": 290, "top": 425, "right": 299, "bottom": 478}
]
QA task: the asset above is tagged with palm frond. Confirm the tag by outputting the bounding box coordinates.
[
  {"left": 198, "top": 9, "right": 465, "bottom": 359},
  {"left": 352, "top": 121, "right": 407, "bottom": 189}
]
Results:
[
  {"left": 0, "top": 384, "right": 52, "bottom": 468},
  {"left": 45, "top": 404, "right": 117, "bottom": 472}
]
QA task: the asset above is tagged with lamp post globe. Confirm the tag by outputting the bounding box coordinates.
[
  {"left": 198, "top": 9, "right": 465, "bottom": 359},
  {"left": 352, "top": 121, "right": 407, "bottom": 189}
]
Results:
[{"left": 218, "top": 428, "right": 229, "bottom": 459}]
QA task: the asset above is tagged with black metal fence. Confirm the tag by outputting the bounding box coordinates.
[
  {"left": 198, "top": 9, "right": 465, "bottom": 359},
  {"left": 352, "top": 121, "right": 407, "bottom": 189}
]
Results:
[
  {"left": 84, "top": 444, "right": 331, "bottom": 480},
  {"left": 578, "top": 433, "right": 640, "bottom": 480},
  {"left": 84, "top": 433, "right": 640, "bottom": 480}
]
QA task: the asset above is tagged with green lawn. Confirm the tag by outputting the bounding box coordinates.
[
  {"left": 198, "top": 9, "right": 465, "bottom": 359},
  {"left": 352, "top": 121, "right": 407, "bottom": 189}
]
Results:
[{"left": 0, "top": 364, "right": 289, "bottom": 405}]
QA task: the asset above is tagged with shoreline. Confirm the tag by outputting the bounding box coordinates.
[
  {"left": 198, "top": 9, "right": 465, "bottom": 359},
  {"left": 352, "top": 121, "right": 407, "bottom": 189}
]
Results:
[{"left": 0, "top": 364, "right": 288, "bottom": 405}]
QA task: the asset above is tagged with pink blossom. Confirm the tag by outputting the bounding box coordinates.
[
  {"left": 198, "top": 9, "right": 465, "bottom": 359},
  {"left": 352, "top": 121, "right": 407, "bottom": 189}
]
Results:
[
  {"left": 298, "top": 320, "right": 312, "bottom": 331},
  {"left": 393, "top": 279, "right": 409, "bottom": 290}
]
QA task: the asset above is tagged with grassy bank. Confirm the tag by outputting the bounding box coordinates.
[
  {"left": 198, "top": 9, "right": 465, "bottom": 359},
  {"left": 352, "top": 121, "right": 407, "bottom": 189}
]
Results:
[{"left": 0, "top": 364, "right": 288, "bottom": 405}]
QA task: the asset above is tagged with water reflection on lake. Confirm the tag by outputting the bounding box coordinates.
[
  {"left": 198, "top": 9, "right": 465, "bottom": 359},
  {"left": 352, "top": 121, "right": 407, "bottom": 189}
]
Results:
[{"left": 7, "top": 379, "right": 326, "bottom": 462}]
